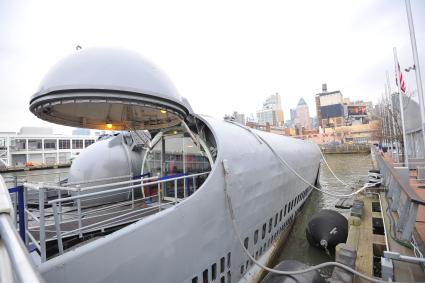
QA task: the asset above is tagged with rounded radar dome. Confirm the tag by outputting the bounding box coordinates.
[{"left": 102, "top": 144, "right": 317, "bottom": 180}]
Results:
[{"left": 29, "top": 47, "right": 192, "bottom": 131}]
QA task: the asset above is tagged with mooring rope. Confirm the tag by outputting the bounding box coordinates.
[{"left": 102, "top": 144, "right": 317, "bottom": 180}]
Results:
[
  {"left": 225, "top": 120, "right": 374, "bottom": 198},
  {"left": 222, "top": 159, "right": 407, "bottom": 283},
  {"left": 318, "top": 148, "right": 351, "bottom": 187}
]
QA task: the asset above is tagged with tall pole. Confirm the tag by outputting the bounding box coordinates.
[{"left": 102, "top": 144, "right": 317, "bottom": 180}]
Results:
[
  {"left": 386, "top": 71, "right": 399, "bottom": 162},
  {"left": 405, "top": 0, "right": 425, "bottom": 158},
  {"left": 384, "top": 86, "right": 393, "bottom": 151},
  {"left": 394, "top": 47, "right": 409, "bottom": 167},
  {"left": 381, "top": 93, "right": 388, "bottom": 148}
]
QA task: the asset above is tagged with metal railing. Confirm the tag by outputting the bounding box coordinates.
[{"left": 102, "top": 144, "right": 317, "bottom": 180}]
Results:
[
  {"left": 374, "top": 146, "right": 425, "bottom": 241},
  {"left": 0, "top": 175, "right": 45, "bottom": 283},
  {"left": 23, "top": 171, "right": 209, "bottom": 262}
]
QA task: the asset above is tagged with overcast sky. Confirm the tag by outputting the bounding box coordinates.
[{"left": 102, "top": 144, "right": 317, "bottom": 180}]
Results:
[{"left": 1, "top": 0, "right": 424, "bottom": 134}]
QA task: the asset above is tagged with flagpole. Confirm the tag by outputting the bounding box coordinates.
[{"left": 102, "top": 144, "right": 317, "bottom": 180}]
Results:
[
  {"left": 386, "top": 71, "right": 399, "bottom": 162},
  {"left": 405, "top": 0, "right": 425, "bottom": 158},
  {"left": 394, "top": 47, "right": 409, "bottom": 167}
]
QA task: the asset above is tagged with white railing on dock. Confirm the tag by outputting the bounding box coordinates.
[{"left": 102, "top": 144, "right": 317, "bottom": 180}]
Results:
[
  {"left": 23, "top": 171, "right": 210, "bottom": 262},
  {"left": 0, "top": 175, "right": 45, "bottom": 283}
]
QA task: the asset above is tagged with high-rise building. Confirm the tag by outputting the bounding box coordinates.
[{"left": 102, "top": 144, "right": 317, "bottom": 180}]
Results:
[
  {"left": 256, "top": 93, "right": 284, "bottom": 126},
  {"left": 315, "top": 84, "right": 344, "bottom": 128},
  {"left": 262, "top": 93, "right": 282, "bottom": 110},
  {"left": 294, "top": 98, "right": 310, "bottom": 129}
]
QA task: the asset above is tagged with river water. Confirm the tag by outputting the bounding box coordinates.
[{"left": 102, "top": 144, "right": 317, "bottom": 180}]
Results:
[
  {"left": 1, "top": 153, "right": 372, "bottom": 279},
  {"left": 277, "top": 153, "right": 373, "bottom": 278}
]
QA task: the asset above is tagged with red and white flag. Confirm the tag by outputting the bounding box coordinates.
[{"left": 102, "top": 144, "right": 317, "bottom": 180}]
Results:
[{"left": 396, "top": 63, "right": 407, "bottom": 94}]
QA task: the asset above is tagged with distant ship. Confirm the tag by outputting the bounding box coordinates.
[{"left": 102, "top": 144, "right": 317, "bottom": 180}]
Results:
[{"left": 22, "top": 48, "right": 321, "bottom": 283}]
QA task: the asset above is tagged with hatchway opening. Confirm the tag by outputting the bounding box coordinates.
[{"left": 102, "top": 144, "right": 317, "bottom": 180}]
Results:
[
  {"left": 24, "top": 117, "right": 218, "bottom": 261},
  {"left": 372, "top": 202, "right": 381, "bottom": 212},
  {"left": 372, "top": 217, "right": 385, "bottom": 235},
  {"left": 373, "top": 243, "right": 386, "bottom": 278},
  {"left": 142, "top": 118, "right": 216, "bottom": 201}
]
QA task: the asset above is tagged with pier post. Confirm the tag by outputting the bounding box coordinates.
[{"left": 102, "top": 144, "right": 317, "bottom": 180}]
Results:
[
  {"left": 381, "top": 257, "right": 394, "bottom": 281},
  {"left": 330, "top": 243, "right": 357, "bottom": 283}
]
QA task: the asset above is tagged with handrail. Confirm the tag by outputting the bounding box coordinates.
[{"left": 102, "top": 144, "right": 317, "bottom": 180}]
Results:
[
  {"left": 375, "top": 148, "right": 425, "bottom": 205},
  {"left": 46, "top": 171, "right": 209, "bottom": 204},
  {"left": 23, "top": 171, "right": 210, "bottom": 260},
  {"left": 0, "top": 215, "right": 45, "bottom": 283},
  {"left": 26, "top": 174, "right": 158, "bottom": 193},
  {"left": 0, "top": 175, "right": 45, "bottom": 283},
  {"left": 63, "top": 174, "right": 133, "bottom": 187}
]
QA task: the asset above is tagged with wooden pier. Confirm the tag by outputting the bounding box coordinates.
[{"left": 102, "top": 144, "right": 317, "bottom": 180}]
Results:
[
  {"left": 347, "top": 192, "right": 424, "bottom": 282},
  {"left": 331, "top": 147, "right": 425, "bottom": 282}
]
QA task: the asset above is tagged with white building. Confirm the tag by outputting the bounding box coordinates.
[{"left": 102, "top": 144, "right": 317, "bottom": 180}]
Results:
[
  {"left": 0, "top": 127, "right": 96, "bottom": 168},
  {"left": 256, "top": 93, "right": 284, "bottom": 126},
  {"left": 224, "top": 111, "right": 245, "bottom": 125}
]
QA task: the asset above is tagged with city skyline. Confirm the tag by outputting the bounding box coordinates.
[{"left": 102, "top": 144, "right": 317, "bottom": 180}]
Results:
[{"left": 1, "top": 0, "right": 424, "bottom": 134}]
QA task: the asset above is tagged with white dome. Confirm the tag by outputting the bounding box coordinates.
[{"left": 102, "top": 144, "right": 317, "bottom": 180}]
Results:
[{"left": 30, "top": 47, "right": 192, "bottom": 130}]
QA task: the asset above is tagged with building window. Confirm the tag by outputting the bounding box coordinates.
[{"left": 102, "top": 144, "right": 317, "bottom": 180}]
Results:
[
  {"left": 203, "top": 269, "right": 208, "bottom": 283},
  {"left": 28, "top": 139, "right": 42, "bottom": 151},
  {"left": 192, "top": 277, "right": 198, "bottom": 283},
  {"left": 227, "top": 271, "right": 231, "bottom": 283},
  {"left": 220, "top": 257, "right": 225, "bottom": 273},
  {"left": 279, "top": 210, "right": 283, "bottom": 222},
  {"left": 254, "top": 230, "right": 259, "bottom": 244},
  {"left": 240, "top": 265, "right": 244, "bottom": 275},
  {"left": 84, "top": 139, "right": 95, "bottom": 147},
  {"left": 227, "top": 252, "right": 231, "bottom": 268},
  {"left": 59, "top": 139, "right": 70, "bottom": 149},
  {"left": 72, "top": 139, "right": 84, "bottom": 149},
  {"left": 268, "top": 218, "right": 272, "bottom": 233},
  {"left": 44, "top": 139, "right": 56, "bottom": 150},
  {"left": 262, "top": 223, "right": 266, "bottom": 239},
  {"left": 284, "top": 204, "right": 287, "bottom": 216}
]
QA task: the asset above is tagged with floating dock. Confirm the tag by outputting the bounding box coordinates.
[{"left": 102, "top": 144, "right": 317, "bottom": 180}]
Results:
[{"left": 331, "top": 147, "right": 425, "bottom": 282}]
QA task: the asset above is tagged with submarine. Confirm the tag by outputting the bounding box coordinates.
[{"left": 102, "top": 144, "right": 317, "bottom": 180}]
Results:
[{"left": 27, "top": 47, "right": 321, "bottom": 283}]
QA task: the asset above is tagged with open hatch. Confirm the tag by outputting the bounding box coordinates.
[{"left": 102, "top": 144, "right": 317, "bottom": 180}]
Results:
[
  {"left": 29, "top": 47, "right": 193, "bottom": 131},
  {"left": 23, "top": 47, "right": 218, "bottom": 261}
]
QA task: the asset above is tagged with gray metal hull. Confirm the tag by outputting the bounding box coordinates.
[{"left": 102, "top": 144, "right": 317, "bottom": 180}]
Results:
[{"left": 39, "top": 116, "right": 321, "bottom": 283}]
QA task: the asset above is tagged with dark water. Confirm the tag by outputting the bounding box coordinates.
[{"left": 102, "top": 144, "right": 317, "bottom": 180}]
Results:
[
  {"left": 1, "top": 168, "right": 69, "bottom": 188},
  {"left": 277, "top": 153, "right": 373, "bottom": 278}
]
